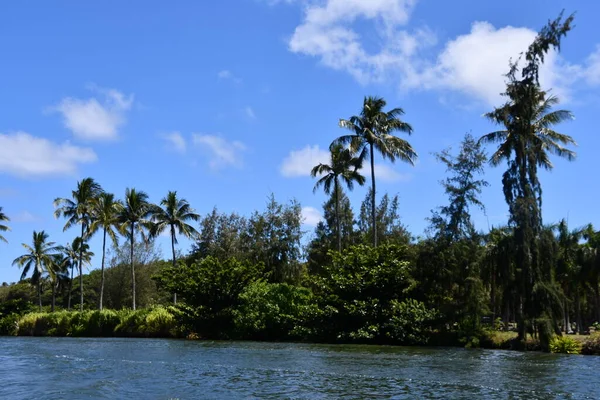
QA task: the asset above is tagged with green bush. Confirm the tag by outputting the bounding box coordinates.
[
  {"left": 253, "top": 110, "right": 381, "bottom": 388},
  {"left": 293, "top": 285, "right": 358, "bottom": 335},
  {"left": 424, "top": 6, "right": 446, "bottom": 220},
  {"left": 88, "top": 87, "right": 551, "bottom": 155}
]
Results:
[
  {"left": 550, "top": 336, "right": 582, "bottom": 354},
  {"left": 233, "top": 281, "right": 317, "bottom": 340},
  {"left": 383, "top": 299, "right": 439, "bottom": 345},
  {"left": 144, "top": 307, "right": 178, "bottom": 337}
]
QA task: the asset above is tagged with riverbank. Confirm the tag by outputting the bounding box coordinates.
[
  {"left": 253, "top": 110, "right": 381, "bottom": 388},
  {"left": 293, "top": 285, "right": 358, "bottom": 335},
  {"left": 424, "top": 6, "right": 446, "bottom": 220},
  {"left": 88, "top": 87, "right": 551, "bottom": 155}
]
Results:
[{"left": 5, "top": 308, "right": 600, "bottom": 356}]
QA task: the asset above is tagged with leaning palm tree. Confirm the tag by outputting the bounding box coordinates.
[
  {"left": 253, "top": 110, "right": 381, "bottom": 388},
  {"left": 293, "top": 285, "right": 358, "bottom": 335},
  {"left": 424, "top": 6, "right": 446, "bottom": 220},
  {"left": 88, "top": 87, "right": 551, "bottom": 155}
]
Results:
[
  {"left": 62, "top": 237, "right": 94, "bottom": 310},
  {"left": 334, "top": 96, "right": 417, "bottom": 246},
  {"left": 0, "top": 206, "right": 10, "bottom": 243},
  {"left": 12, "top": 231, "right": 61, "bottom": 311},
  {"left": 88, "top": 193, "right": 123, "bottom": 310},
  {"left": 118, "top": 188, "right": 153, "bottom": 310},
  {"left": 150, "top": 191, "right": 200, "bottom": 304},
  {"left": 54, "top": 178, "right": 104, "bottom": 311},
  {"left": 311, "top": 144, "right": 365, "bottom": 252}
]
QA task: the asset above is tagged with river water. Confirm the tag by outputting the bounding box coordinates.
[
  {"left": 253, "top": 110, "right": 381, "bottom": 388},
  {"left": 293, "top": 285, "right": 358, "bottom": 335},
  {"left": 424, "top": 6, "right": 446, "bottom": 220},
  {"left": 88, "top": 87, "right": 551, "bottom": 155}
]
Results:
[{"left": 0, "top": 337, "right": 598, "bottom": 399}]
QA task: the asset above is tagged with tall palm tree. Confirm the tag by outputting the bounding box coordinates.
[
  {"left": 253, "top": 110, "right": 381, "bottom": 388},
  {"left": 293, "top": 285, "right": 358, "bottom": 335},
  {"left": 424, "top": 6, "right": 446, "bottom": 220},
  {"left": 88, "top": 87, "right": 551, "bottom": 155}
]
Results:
[
  {"left": 311, "top": 144, "right": 365, "bottom": 252},
  {"left": 150, "top": 191, "right": 200, "bottom": 304},
  {"left": 334, "top": 96, "right": 417, "bottom": 246},
  {"left": 88, "top": 193, "right": 123, "bottom": 310},
  {"left": 0, "top": 206, "right": 10, "bottom": 243},
  {"left": 48, "top": 253, "right": 69, "bottom": 312},
  {"left": 118, "top": 188, "right": 153, "bottom": 310},
  {"left": 12, "top": 231, "right": 61, "bottom": 311},
  {"left": 62, "top": 238, "right": 94, "bottom": 310},
  {"left": 54, "top": 177, "right": 104, "bottom": 311}
]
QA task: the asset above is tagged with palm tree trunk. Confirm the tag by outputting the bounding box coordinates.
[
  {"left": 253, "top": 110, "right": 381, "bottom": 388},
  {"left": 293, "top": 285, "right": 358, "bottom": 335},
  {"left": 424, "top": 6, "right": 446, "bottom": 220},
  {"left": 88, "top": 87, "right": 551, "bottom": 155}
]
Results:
[
  {"left": 576, "top": 289, "right": 583, "bottom": 334},
  {"left": 99, "top": 227, "right": 107, "bottom": 311},
  {"left": 370, "top": 142, "right": 377, "bottom": 247},
  {"left": 79, "top": 224, "right": 85, "bottom": 312},
  {"left": 171, "top": 225, "right": 177, "bottom": 305},
  {"left": 37, "top": 279, "right": 42, "bottom": 312},
  {"left": 68, "top": 264, "right": 74, "bottom": 310},
  {"left": 51, "top": 281, "right": 56, "bottom": 312},
  {"left": 335, "top": 178, "right": 341, "bottom": 253},
  {"left": 131, "top": 223, "right": 136, "bottom": 310}
]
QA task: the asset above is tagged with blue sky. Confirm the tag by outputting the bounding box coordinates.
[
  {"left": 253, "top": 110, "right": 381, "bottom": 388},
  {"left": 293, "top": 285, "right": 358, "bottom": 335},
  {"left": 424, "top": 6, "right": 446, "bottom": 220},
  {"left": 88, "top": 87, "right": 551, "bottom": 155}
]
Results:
[{"left": 1, "top": 0, "right": 599, "bottom": 283}]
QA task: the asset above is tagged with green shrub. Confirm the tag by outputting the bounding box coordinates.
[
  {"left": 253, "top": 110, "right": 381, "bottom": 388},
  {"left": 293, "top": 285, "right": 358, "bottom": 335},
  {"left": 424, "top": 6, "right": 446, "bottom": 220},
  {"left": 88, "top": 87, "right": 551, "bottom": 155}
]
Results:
[
  {"left": 114, "top": 309, "right": 150, "bottom": 337},
  {"left": 550, "top": 336, "right": 582, "bottom": 354},
  {"left": 144, "top": 307, "right": 177, "bottom": 337},
  {"left": 383, "top": 299, "right": 439, "bottom": 345},
  {"left": 0, "top": 313, "right": 20, "bottom": 335}
]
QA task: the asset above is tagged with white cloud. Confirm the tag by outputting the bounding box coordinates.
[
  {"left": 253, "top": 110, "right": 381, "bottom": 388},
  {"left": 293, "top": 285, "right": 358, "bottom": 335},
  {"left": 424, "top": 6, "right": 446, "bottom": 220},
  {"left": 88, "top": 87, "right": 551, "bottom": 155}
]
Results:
[
  {"left": 301, "top": 206, "right": 323, "bottom": 227},
  {"left": 0, "top": 132, "right": 97, "bottom": 177},
  {"left": 584, "top": 45, "right": 600, "bottom": 85},
  {"left": 192, "top": 134, "right": 246, "bottom": 170},
  {"left": 51, "top": 85, "right": 134, "bottom": 140},
  {"left": 245, "top": 106, "right": 257, "bottom": 119},
  {"left": 280, "top": 145, "right": 330, "bottom": 177},
  {"left": 274, "top": 0, "right": 600, "bottom": 105},
  {"left": 372, "top": 164, "right": 412, "bottom": 182},
  {"left": 218, "top": 70, "right": 242, "bottom": 84},
  {"left": 162, "top": 131, "right": 186, "bottom": 153}
]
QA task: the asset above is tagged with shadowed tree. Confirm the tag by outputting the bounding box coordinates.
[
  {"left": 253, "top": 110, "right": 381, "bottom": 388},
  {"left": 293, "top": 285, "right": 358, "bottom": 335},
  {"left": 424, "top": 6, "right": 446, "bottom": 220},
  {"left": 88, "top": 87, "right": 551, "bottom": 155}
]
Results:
[
  {"left": 48, "top": 253, "right": 69, "bottom": 312},
  {"left": 118, "top": 188, "right": 153, "bottom": 310},
  {"left": 88, "top": 193, "right": 123, "bottom": 310},
  {"left": 334, "top": 96, "right": 417, "bottom": 246},
  {"left": 62, "top": 237, "right": 94, "bottom": 310},
  {"left": 0, "top": 207, "right": 9, "bottom": 244},
  {"left": 150, "top": 190, "right": 200, "bottom": 304},
  {"left": 12, "top": 231, "right": 61, "bottom": 311},
  {"left": 311, "top": 144, "right": 365, "bottom": 252},
  {"left": 479, "top": 12, "right": 576, "bottom": 341},
  {"left": 54, "top": 177, "right": 104, "bottom": 311}
]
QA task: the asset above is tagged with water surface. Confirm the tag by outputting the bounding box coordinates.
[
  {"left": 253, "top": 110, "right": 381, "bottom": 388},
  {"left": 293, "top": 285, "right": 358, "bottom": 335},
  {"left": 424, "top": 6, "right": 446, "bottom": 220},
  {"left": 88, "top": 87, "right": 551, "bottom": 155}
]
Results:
[{"left": 0, "top": 337, "right": 598, "bottom": 399}]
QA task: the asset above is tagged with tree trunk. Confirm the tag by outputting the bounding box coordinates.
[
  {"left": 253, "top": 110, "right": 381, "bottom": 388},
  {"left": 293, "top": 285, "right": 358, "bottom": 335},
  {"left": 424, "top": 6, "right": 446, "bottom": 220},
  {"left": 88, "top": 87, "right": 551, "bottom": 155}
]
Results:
[
  {"left": 576, "top": 289, "right": 583, "bottom": 334},
  {"left": 171, "top": 225, "right": 177, "bottom": 305},
  {"left": 51, "top": 281, "right": 56, "bottom": 312},
  {"left": 67, "top": 264, "right": 74, "bottom": 310},
  {"left": 370, "top": 142, "right": 377, "bottom": 247},
  {"left": 131, "top": 223, "right": 136, "bottom": 310},
  {"left": 99, "top": 227, "right": 107, "bottom": 310},
  {"left": 335, "top": 178, "right": 341, "bottom": 253},
  {"left": 37, "top": 278, "right": 42, "bottom": 312},
  {"left": 490, "top": 261, "right": 496, "bottom": 322},
  {"left": 79, "top": 224, "right": 85, "bottom": 312},
  {"left": 564, "top": 299, "right": 572, "bottom": 334}
]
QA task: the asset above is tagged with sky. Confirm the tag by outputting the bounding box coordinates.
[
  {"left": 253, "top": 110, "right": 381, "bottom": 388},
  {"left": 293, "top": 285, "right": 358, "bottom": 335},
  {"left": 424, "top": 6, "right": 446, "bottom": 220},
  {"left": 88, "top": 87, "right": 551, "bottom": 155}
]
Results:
[{"left": 1, "top": 0, "right": 599, "bottom": 284}]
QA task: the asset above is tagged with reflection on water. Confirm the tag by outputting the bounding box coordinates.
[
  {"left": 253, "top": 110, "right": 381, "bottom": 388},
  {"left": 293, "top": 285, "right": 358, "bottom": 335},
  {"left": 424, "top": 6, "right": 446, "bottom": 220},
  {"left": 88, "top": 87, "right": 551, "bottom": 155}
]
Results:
[{"left": 0, "top": 337, "right": 598, "bottom": 399}]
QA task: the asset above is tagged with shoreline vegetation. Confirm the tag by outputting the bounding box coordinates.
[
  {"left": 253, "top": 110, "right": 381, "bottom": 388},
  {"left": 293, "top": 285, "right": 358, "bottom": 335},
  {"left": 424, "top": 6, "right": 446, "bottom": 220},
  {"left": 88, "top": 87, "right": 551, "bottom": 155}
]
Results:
[
  {"left": 2, "top": 13, "right": 600, "bottom": 357},
  {"left": 5, "top": 308, "right": 600, "bottom": 356}
]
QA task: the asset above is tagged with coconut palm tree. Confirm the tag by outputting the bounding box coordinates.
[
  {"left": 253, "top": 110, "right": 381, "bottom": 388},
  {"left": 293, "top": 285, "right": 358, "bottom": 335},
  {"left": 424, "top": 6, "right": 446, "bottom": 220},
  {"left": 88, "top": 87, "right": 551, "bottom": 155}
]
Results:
[
  {"left": 150, "top": 191, "right": 200, "bottom": 304},
  {"left": 62, "top": 237, "right": 94, "bottom": 310},
  {"left": 48, "top": 253, "right": 69, "bottom": 312},
  {"left": 311, "top": 144, "right": 365, "bottom": 252},
  {"left": 88, "top": 193, "right": 123, "bottom": 310},
  {"left": 0, "top": 207, "right": 9, "bottom": 244},
  {"left": 12, "top": 231, "right": 61, "bottom": 311},
  {"left": 54, "top": 177, "right": 104, "bottom": 311},
  {"left": 118, "top": 188, "right": 153, "bottom": 310},
  {"left": 334, "top": 96, "right": 416, "bottom": 246}
]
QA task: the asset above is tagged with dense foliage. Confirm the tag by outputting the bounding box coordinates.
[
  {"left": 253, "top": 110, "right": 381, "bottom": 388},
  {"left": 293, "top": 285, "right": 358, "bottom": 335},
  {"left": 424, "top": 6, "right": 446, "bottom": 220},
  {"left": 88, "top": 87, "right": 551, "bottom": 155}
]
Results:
[{"left": 2, "top": 12, "right": 599, "bottom": 354}]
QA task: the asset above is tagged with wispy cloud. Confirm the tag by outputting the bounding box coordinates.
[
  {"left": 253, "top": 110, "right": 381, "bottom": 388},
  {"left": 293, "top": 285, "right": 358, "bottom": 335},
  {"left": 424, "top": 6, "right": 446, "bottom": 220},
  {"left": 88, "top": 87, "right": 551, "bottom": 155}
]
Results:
[
  {"left": 217, "top": 70, "right": 242, "bottom": 84},
  {"left": 245, "top": 106, "right": 257, "bottom": 120},
  {"left": 50, "top": 84, "right": 134, "bottom": 140},
  {"left": 0, "top": 131, "right": 97, "bottom": 177},
  {"left": 12, "top": 211, "right": 40, "bottom": 223},
  {"left": 301, "top": 206, "right": 323, "bottom": 227},
  {"left": 192, "top": 134, "right": 246, "bottom": 170},
  {"left": 280, "top": 145, "right": 330, "bottom": 177},
  {"left": 161, "top": 131, "right": 187, "bottom": 153}
]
